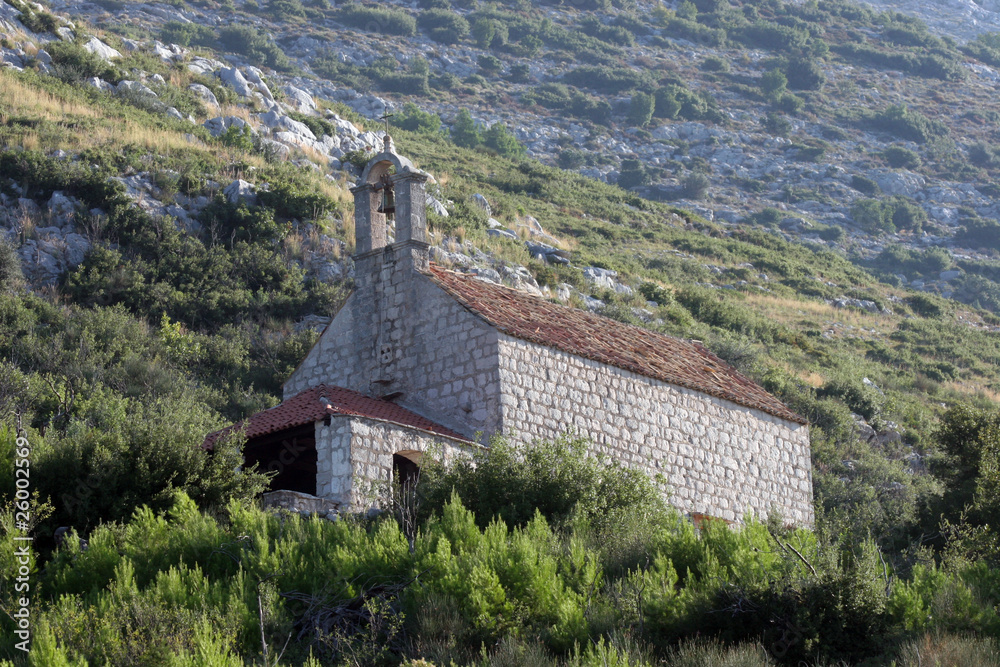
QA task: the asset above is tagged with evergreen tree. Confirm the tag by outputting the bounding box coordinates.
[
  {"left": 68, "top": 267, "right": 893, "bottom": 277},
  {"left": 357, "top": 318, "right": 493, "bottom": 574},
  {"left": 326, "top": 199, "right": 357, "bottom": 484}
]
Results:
[
  {"left": 627, "top": 92, "right": 655, "bottom": 127},
  {"left": 482, "top": 122, "right": 525, "bottom": 158},
  {"left": 450, "top": 109, "right": 481, "bottom": 148}
]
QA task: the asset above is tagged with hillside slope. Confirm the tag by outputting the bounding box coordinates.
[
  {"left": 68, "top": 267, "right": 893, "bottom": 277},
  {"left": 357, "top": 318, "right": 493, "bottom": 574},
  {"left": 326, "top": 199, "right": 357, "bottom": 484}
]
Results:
[{"left": 1, "top": 0, "right": 1000, "bottom": 569}]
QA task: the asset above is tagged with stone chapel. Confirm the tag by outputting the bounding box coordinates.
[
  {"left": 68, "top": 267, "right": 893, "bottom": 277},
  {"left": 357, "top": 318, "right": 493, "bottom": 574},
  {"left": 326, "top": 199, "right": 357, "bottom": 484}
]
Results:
[{"left": 206, "top": 137, "right": 815, "bottom": 526}]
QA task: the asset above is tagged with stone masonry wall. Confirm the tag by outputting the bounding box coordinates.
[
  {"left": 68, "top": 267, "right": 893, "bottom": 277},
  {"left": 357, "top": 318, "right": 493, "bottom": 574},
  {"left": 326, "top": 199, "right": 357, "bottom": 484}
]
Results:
[
  {"left": 496, "top": 335, "right": 814, "bottom": 525},
  {"left": 284, "top": 291, "right": 363, "bottom": 397},
  {"left": 314, "top": 415, "right": 476, "bottom": 510},
  {"left": 285, "top": 272, "right": 503, "bottom": 440}
]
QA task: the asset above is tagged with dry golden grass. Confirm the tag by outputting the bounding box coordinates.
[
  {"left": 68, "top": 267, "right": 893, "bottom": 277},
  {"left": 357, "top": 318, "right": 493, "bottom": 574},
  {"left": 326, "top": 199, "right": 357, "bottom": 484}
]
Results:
[
  {"left": 0, "top": 74, "right": 99, "bottom": 121},
  {"left": 219, "top": 104, "right": 253, "bottom": 122},
  {"left": 797, "top": 370, "right": 826, "bottom": 388},
  {"left": 341, "top": 211, "right": 356, "bottom": 253},
  {"left": 744, "top": 293, "right": 896, "bottom": 334},
  {"left": 0, "top": 71, "right": 214, "bottom": 157},
  {"left": 944, "top": 381, "right": 1000, "bottom": 404}
]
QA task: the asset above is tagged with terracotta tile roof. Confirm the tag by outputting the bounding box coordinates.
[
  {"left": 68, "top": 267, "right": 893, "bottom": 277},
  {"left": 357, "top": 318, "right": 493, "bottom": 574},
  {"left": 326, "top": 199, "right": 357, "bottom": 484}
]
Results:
[
  {"left": 204, "top": 384, "right": 470, "bottom": 449},
  {"left": 427, "top": 265, "right": 807, "bottom": 425}
]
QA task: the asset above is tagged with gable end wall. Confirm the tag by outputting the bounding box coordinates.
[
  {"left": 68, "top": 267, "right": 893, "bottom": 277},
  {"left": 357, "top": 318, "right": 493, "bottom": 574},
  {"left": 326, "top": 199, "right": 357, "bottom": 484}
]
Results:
[
  {"left": 285, "top": 292, "right": 363, "bottom": 398},
  {"left": 496, "top": 335, "right": 814, "bottom": 525},
  {"left": 285, "top": 275, "right": 503, "bottom": 440}
]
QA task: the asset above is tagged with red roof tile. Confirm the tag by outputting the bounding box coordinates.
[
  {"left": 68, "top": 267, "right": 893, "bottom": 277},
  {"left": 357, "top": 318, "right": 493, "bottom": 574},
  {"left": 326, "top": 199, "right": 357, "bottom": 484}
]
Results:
[
  {"left": 204, "top": 384, "right": 470, "bottom": 449},
  {"left": 427, "top": 264, "right": 807, "bottom": 425}
]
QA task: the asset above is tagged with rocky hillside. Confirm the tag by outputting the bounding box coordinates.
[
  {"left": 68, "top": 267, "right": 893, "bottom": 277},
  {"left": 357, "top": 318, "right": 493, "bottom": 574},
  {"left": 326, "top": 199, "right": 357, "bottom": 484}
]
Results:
[
  {"left": 859, "top": 0, "right": 1000, "bottom": 41},
  {"left": 8, "top": 0, "right": 1000, "bottom": 314}
]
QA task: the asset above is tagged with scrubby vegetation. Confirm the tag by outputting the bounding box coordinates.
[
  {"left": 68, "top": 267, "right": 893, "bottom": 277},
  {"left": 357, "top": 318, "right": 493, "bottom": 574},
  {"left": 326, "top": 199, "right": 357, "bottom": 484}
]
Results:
[
  {"left": 7, "top": 0, "right": 1000, "bottom": 662},
  {"left": 5, "top": 431, "right": 1000, "bottom": 665}
]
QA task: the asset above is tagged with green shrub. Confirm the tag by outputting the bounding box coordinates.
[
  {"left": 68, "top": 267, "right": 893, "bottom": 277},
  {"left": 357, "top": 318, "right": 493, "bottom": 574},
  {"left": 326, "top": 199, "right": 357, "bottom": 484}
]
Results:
[
  {"left": 579, "top": 16, "right": 635, "bottom": 47},
  {"left": 418, "top": 8, "right": 469, "bottom": 43},
  {"left": 618, "top": 158, "right": 653, "bottom": 190},
  {"left": 956, "top": 217, "right": 1000, "bottom": 249},
  {"left": 218, "top": 25, "right": 292, "bottom": 70},
  {"left": 654, "top": 84, "right": 720, "bottom": 121},
  {"left": 664, "top": 17, "right": 727, "bottom": 47},
  {"left": 870, "top": 104, "right": 948, "bottom": 143},
  {"left": 268, "top": 0, "right": 306, "bottom": 19},
  {"left": 851, "top": 174, "right": 881, "bottom": 195},
  {"left": 450, "top": 108, "right": 480, "bottom": 148},
  {"left": 46, "top": 41, "right": 119, "bottom": 83},
  {"left": 482, "top": 122, "right": 525, "bottom": 159},
  {"left": 477, "top": 53, "right": 503, "bottom": 75},
  {"left": 759, "top": 69, "right": 787, "bottom": 98},
  {"left": 161, "top": 21, "right": 216, "bottom": 47},
  {"left": 472, "top": 17, "right": 508, "bottom": 49},
  {"left": 5, "top": 0, "right": 59, "bottom": 33},
  {"left": 336, "top": 3, "right": 416, "bottom": 36},
  {"left": 563, "top": 65, "right": 652, "bottom": 95},
  {"left": 417, "top": 434, "right": 665, "bottom": 531},
  {"left": 393, "top": 102, "right": 443, "bottom": 134},
  {"left": 682, "top": 172, "right": 710, "bottom": 199},
  {"left": 700, "top": 55, "right": 730, "bottom": 73},
  {"left": 883, "top": 145, "right": 922, "bottom": 169},
  {"left": 627, "top": 91, "right": 655, "bottom": 127},
  {"left": 734, "top": 20, "right": 811, "bottom": 54},
  {"left": 0, "top": 237, "right": 24, "bottom": 294},
  {"left": 783, "top": 56, "right": 825, "bottom": 90},
  {"left": 850, "top": 198, "right": 894, "bottom": 234}
]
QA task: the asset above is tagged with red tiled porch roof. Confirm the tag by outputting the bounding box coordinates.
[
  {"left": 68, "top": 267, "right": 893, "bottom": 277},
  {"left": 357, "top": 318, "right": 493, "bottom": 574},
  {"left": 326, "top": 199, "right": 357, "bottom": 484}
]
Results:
[
  {"left": 203, "top": 384, "right": 470, "bottom": 449},
  {"left": 427, "top": 264, "right": 807, "bottom": 425}
]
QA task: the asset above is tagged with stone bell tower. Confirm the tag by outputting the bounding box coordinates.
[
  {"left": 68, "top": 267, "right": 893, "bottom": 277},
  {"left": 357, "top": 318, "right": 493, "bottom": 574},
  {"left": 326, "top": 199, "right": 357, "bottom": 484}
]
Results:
[{"left": 349, "top": 134, "right": 430, "bottom": 400}]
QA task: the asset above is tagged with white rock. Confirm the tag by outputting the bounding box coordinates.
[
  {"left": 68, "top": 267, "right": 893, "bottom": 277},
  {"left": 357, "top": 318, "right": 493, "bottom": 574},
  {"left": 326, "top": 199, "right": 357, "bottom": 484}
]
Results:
[
  {"left": 116, "top": 80, "right": 157, "bottom": 98},
  {"left": 426, "top": 194, "right": 449, "bottom": 217},
  {"left": 258, "top": 110, "right": 316, "bottom": 140},
  {"left": 188, "top": 83, "right": 220, "bottom": 109},
  {"left": 47, "top": 192, "right": 76, "bottom": 225},
  {"left": 471, "top": 193, "right": 492, "bottom": 216},
  {"left": 218, "top": 67, "right": 253, "bottom": 98},
  {"left": 325, "top": 114, "right": 360, "bottom": 137},
  {"left": 259, "top": 138, "right": 291, "bottom": 160},
  {"left": 282, "top": 85, "right": 317, "bottom": 113},
  {"left": 243, "top": 66, "right": 274, "bottom": 100},
  {"left": 82, "top": 36, "right": 121, "bottom": 61},
  {"left": 188, "top": 56, "right": 224, "bottom": 75},
  {"left": 224, "top": 179, "right": 257, "bottom": 205},
  {"left": 203, "top": 115, "right": 255, "bottom": 138},
  {"left": 64, "top": 233, "right": 90, "bottom": 266},
  {"left": 868, "top": 169, "right": 926, "bottom": 198},
  {"left": 86, "top": 77, "right": 114, "bottom": 93}
]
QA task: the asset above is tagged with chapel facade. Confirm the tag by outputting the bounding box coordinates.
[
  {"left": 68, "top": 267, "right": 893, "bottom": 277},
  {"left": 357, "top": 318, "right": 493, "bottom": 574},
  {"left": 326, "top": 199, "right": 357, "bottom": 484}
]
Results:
[{"left": 208, "top": 138, "right": 814, "bottom": 526}]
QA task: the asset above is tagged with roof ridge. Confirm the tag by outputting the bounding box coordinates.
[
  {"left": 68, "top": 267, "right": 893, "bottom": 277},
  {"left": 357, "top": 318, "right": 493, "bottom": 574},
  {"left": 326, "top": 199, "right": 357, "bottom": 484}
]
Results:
[
  {"left": 204, "top": 383, "right": 471, "bottom": 448},
  {"left": 426, "top": 263, "right": 806, "bottom": 425}
]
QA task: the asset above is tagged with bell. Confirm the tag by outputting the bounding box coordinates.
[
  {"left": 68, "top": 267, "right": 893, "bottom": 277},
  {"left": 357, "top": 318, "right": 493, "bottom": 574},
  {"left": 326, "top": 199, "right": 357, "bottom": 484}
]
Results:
[{"left": 377, "top": 187, "right": 396, "bottom": 219}]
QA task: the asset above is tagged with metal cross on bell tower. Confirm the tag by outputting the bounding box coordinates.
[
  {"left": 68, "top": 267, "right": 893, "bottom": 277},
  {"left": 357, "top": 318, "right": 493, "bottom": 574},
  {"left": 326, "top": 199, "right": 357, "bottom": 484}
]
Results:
[{"left": 379, "top": 106, "right": 395, "bottom": 153}]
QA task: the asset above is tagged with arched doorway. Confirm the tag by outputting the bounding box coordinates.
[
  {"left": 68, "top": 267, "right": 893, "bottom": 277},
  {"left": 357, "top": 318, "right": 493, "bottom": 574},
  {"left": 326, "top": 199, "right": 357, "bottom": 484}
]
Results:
[{"left": 392, "top": 451, "right": 422, "bottom": 489}]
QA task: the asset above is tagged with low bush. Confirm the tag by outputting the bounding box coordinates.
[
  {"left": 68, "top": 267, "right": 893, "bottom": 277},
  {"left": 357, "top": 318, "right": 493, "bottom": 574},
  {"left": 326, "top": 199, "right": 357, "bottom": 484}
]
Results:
[
  {"left": 418, "top": 8, "right": 469, "bottom": 43},
  {"left": 337, "top": 3, "right": 417, "bottom": 36},
  {"left": 218, "top": 25, "right": 292, "bottom": 70},
  {"left": 46, "top": 41, "right": 119, "bottom": 83}
]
